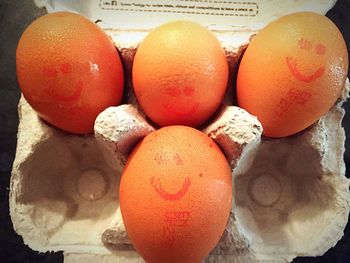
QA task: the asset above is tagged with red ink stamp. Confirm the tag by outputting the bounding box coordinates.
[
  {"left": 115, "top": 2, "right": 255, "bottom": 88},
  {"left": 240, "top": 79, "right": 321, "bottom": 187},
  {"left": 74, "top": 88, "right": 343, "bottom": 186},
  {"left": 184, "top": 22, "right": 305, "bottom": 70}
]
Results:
[
  {"left": 150, "top": 176, "right": 191, "bottom": 201},
  {"left": 183, "top": 86, "right": 194, "bottom": 97},
  {"left": 288, "top": 88, "right": 311, "bottom": 105},
  {"left": 163, "top": 226, "right": 176, "bottom": 247},
  {"left": 163, "top": 85, "right": 198, "bottom": 116},
  {"left": 165, "top": 86, "right": 194, "bottom": 97},
  {"left": 163, "top": 102, "right": 199, "bottom": 117},
  {"left": 42, "top": 66, "right": 58, "bottom": 77},
  {"left": 43, "top": 63, "right": 82, "bottom": 102},
  {"left": 315, "top": 43, "right": 326, "bottom": 55},
  {"left": 173, "top": 153, "right": 184, "bottom": 165},
  {"left": 164, "top": 211, "right": 190, "bottom": 227},
  {"left": 162, "top": 211, "right": 191, "bottom": 247},
  {"left": 298, "top": 37, "right": 312, "bottom": 51},
  {"left": 155, "top": 153, "right": 167, "bottom": 166},
  {"left": 275, "top": 88, "right": 312, "bottom": 117},
  {"left": 165, "top": 86, "right": 181, "bottom": 97},
  {"left": 275, "top": 98, "right": 290, "bottom": 117},
  {"left": 155, "top": 152, "right": 184, "bottom": 166},
  {"left": 60, "top": 63, "right": 72, "bottom": 74},
  {"left": 47, "top": 80, "right": 83, "bottom": 102}
]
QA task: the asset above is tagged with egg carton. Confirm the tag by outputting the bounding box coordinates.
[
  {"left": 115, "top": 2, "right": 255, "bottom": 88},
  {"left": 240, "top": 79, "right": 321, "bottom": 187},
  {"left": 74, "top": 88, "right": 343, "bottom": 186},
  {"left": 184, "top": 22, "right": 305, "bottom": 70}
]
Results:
[{"left": 10, "top": 0, "right": 350, "bottom": 262}]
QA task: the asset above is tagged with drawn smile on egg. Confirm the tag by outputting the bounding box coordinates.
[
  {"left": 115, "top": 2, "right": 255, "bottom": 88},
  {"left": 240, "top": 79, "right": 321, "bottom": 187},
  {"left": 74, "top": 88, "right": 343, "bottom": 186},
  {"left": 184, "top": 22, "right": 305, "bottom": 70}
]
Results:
[
  {"left": 286, "top": 56, "right": 324, "bottom": 83},
  {"left": 47, "top": 81, "right": 83, "bottom": 102},
  {"left": 162, "top": 86, "right": 199, "bottom": 117},
  {"left": 286, "top": 38, "right": 327, "bottom": 83},
  {"left": 163, "top": 102, "right": 199, "bottom": 117},
  {"left": 150, "top": 176, "right": 191, "bottom": 201},
  {"left": 43, "top": 63, "right": 83, "bottom": 102}
]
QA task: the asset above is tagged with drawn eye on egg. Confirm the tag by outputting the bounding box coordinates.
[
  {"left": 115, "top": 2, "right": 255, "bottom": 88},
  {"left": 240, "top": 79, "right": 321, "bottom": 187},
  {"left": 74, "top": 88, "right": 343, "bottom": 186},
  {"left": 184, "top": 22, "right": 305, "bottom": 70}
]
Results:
[{"left": 286, "top": 37, "right": 327, "bottom": 83}]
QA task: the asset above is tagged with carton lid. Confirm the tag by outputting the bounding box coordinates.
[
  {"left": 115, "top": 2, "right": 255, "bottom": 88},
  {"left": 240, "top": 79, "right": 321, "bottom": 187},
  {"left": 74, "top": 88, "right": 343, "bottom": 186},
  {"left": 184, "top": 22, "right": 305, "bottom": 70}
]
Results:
[{"left": 34, "top": 0, "right": 336, "bottom": 31}]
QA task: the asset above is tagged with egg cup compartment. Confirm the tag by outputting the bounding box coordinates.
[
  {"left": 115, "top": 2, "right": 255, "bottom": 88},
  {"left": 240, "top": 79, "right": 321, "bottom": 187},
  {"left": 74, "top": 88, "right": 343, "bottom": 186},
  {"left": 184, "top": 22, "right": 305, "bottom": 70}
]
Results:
[{"left": 10, "top": 99, "right": 123, "bottom": 255}]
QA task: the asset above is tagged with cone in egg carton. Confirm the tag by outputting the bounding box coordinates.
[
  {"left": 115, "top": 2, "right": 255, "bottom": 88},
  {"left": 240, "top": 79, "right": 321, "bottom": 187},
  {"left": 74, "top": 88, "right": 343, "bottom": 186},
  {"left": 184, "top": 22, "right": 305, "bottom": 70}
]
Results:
[{"left": 10, "top": 0, "right": 350, "bottom": 262}]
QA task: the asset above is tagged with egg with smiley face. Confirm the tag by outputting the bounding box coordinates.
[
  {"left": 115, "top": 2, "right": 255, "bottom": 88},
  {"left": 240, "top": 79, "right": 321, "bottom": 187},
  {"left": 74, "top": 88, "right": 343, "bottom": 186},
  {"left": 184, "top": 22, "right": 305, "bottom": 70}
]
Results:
[
  {"left": 237, "top": 12, "right": 348, "bottom": 137},
  {"left": 120, "top": 126, "right": 232, "bottom": 263},
  {"left": 16, "top": 12, "right": 124, "bottom": 134},
  {"left": 132, "top": 21, "right": 229, "bottom": 127}
]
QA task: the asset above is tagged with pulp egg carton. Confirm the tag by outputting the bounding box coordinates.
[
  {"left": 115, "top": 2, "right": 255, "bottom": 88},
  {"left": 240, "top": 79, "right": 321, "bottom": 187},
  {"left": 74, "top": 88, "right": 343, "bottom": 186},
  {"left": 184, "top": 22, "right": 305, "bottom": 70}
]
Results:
[{"left": 10, "top": 0, "right": 350, "bottom": 262}]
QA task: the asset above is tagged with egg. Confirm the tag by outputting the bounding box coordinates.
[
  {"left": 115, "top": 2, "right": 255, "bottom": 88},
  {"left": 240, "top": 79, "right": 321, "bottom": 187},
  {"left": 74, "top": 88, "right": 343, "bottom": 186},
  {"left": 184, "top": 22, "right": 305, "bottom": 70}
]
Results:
[
  {"left": 132, "top": 21, "right": 229, "bottom": 127},
  {"left": 237, "top": 12, "right": 348, "bottom": 137},
  {"left": 16, "top": 12, "right": 124, "bottom": 134},
  {"left": 120, "top": 126, "right": 232, "bottom": 263}
]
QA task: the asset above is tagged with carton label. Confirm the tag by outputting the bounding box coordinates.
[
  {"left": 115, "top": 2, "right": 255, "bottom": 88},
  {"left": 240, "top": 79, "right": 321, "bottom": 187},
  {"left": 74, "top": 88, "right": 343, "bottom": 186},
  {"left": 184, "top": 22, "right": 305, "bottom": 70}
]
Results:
[{"left": 99, "top": 0, "right": 258, "bottom": 17}]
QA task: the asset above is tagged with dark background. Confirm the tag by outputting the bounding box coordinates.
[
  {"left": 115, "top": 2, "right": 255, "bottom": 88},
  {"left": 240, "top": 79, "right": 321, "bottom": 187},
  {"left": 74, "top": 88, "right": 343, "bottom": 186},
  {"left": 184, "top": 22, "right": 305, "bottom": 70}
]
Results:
[{"left": 0, "top": 0, "right": 349, "bottom": 262}]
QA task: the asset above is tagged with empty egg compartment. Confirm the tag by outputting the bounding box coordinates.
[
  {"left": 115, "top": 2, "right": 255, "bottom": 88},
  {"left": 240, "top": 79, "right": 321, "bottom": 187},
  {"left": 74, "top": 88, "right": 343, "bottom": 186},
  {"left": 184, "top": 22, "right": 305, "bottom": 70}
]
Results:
[{"left": 10, "top": 97, "right": 121, "bottom": 254}]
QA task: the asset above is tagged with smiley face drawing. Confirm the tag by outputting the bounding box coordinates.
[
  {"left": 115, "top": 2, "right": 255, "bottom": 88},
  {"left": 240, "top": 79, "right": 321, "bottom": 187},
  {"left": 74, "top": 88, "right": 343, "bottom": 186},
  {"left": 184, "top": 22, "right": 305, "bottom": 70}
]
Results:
[
  {"left": 286, "top": 37, "right": 326, "bottom": 83},
  {"left": 150, "top": 176, "right": 191, "bottom": 201},
  {"left": 162, "top": 86, "right": 200, "bottom": 118},
  {"left": 42, "top": 63, "right": 83, "bottom": 102},
  {"left": 150, "top": 151, "right": 191, "bottom": 201}
]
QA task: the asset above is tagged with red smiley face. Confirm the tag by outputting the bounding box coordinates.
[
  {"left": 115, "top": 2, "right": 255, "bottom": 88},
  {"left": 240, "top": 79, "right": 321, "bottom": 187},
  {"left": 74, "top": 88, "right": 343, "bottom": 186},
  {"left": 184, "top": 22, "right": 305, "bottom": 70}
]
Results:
[
  {"left": 150, "top": 176, "right": 191, "bottom": 201},
  {"left": 162, "top": 86, "right": 199, "bottom": 117},
  {"left": 150, "top": 152, "right": 191, "bottom": 201},
  {"left": 286, "top": 37, "right": 326, "bottom": 83},
  {"left": 42, "top": 63, "right": 83, "bottom": 102}
]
